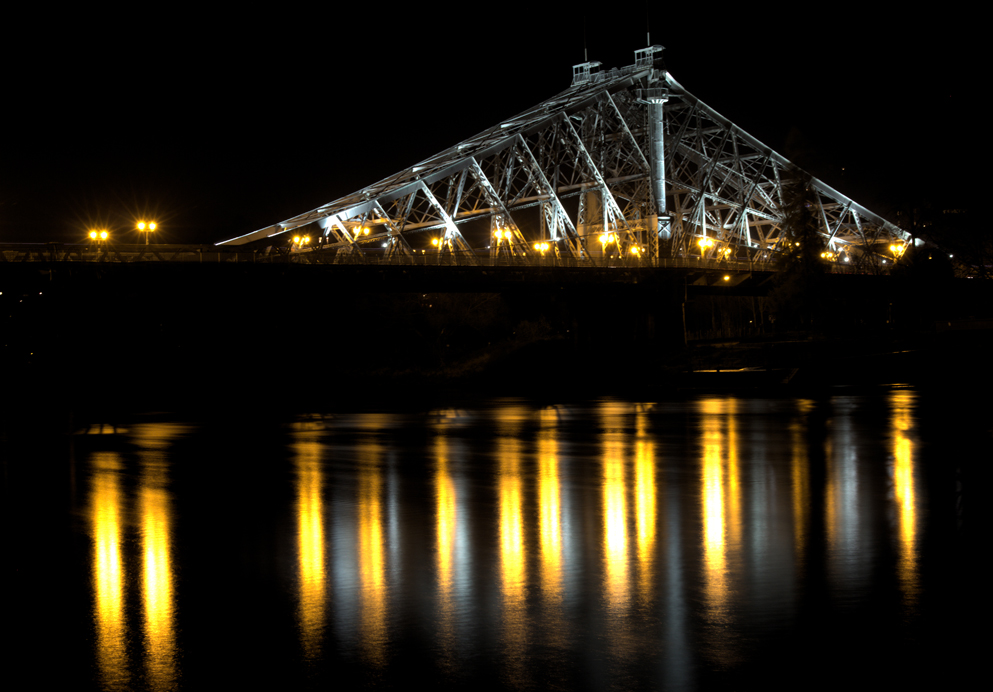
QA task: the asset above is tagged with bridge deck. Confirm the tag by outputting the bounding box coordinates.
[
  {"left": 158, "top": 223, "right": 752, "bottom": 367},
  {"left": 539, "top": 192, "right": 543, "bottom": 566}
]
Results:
[{"left": 0, "top": 243, "right": 875, "bottom": 276}]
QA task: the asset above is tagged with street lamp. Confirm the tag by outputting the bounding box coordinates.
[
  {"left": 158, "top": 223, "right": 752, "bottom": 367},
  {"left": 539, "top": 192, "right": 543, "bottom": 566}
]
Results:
[
  {"left": 599, "top": 232, "right": 619, "bottom": 258},
  {"left": 137, "top": 221, "right": 157, "bottom": 245}
]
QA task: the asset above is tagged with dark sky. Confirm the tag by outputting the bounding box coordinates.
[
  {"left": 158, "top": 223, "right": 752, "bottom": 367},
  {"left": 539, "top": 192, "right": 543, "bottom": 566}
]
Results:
[{"left": 1, "top": 5, "right": 976, "bottom": 245}]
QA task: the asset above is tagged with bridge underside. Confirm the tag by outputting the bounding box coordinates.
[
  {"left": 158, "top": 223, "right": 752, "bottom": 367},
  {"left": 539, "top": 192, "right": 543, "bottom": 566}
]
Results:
[{"left": 219, "top": 50, "right": 908, "bottom": 272}]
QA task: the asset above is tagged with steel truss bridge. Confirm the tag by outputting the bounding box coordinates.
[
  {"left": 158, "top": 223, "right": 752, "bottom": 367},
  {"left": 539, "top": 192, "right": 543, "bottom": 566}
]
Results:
[{"left": 218, "top": 47, "right": 909, "bottom": 271}]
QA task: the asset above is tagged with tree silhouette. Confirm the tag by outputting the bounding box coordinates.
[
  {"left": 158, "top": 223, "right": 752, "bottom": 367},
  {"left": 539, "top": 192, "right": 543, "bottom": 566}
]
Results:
[{"left": 768, "top": 167, "right": 827, "bottom": 331}]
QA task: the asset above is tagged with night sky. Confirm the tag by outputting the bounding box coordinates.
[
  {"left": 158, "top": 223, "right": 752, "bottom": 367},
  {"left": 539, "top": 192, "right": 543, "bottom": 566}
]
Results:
[{"left": 1, "top": 5, "right": 976, "bottom": 246}]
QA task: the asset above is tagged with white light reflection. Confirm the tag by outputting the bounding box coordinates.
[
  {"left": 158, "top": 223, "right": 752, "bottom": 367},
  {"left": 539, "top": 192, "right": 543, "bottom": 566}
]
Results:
[{"left": 825, "top": 397, "right": 872, "bottom": 602}]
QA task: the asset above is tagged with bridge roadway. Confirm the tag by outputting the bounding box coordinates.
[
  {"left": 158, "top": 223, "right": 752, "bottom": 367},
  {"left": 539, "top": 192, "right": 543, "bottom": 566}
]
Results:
[
  {"left": 0, "top": 242, "right": 779, "bottom": 294},
  {"left": 2, "top": 242, "right": 882, "bottom": 296}
]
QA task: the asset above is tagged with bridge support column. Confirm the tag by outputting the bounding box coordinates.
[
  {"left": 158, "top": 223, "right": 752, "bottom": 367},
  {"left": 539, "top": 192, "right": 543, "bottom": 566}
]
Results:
[
  {"left": 636, "top": 45, "right": 671, "bottom": 265},
  {"left": 646, "top": 88, "right": 669, "bottom": 252}
]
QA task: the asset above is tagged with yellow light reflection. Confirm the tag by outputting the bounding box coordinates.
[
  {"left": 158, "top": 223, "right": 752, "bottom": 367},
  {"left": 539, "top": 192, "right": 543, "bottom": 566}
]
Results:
[
  {"left": 91, "top": 451, "right": 130, "bottom": 691},
  {"left": 496, "top": 407, "right": 526, "bottom": 684},
  {"left": 891, "top": 390, "right": 920, "bottom": 608},
  {"left": 537, "top": 408, "right": 562, "bottom": 605},
  {"left": 790, "top": 404, "right": 812, "bottom": 573},
  {"left": 295, "top": 434, "right": 326, "bottom": 661},
  {"left": 498, "top": 438, "right": 525, "bottom": 615},
  {"left": 698, "top": 397, "right": 740, "bottom": 632},
  {"left": 434, "top": 434, "right": 458, "bottom": 654},
  {"left": 132, "top": 422, "right": 188, "bottom": 450},
  {"left": 634, "top": 409, "right": 656, "bottom": 605},
  {"left": 601, "top": 401, "right": 629, "bottom": 612},
  {"left": 825, "top": 432, "right": 839, "bottom": 557},
  {"left": 140, "top": 457, "right": 176, "bottom": 691},
  {"left": 701, "top": 405, "right": 725, "bottom": 603},
  {"left": 357, "top": 431, "right": 387, "bottom": 665}
]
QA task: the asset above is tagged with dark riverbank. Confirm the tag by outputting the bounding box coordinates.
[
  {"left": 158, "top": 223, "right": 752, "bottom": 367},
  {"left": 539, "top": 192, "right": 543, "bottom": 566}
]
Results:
[{"left": 3, "top": 261, "right": 991, "bottom": 423}]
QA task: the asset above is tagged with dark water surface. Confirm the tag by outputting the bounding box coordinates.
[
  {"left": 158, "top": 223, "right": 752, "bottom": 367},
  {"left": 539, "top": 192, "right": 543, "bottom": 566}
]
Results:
[{"left": 5, "top": 388, "right": 979, "bottom": 690}]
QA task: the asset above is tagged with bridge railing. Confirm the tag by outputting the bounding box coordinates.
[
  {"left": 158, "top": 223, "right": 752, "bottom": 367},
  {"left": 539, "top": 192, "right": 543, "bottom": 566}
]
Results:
[
  {"left": 0, "top": 243, "right": 266, "bottom": 264},
  {"left": 0, "top": 242, "right": 884, "bottom": 274},
  {"left": 316, "top": 253, "right": 772, "bottom": 271}
]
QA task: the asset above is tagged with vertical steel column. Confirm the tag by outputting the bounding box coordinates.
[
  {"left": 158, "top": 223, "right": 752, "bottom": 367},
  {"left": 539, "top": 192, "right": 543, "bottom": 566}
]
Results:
[
  {"left": 646, "top": 87, "right": 669, "bottom": 247},
  {"left": 636, "top": 45, "right": 671, "bottom": 264}
]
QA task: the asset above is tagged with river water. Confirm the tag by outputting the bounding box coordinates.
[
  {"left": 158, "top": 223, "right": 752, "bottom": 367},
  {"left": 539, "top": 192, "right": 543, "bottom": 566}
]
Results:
[{"left": 4, "top": 387, "right": 978, "bottom": 690}]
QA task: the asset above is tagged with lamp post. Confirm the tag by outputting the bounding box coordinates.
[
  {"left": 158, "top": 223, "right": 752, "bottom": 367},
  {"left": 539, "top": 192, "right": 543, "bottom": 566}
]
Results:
[
  {"left": 698, "top": 237, "right": 714, "bottom": 257},
  {"left": 137, "top": 221, "right": 157, "bottom": 245}
]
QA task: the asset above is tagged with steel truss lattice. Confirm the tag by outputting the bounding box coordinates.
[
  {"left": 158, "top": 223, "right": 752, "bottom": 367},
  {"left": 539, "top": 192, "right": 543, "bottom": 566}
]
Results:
[{"left": 219, "top": 49, "right": 908, "bottom": 269}]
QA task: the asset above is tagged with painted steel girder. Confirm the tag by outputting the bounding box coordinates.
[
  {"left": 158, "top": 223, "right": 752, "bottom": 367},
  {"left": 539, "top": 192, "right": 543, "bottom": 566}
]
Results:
[{"left": 218, "top": 56, "right": 907, "bottom": 270}]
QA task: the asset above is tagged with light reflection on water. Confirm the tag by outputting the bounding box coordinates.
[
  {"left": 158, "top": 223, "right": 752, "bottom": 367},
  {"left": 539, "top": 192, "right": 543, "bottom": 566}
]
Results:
[
  {"left": 890, "top": 389, "right": 921, "bottom": 611},
  {"left": 536, "top": 406, "right": 566, "bottom": 659},
  {"left": 601, "top": 401, "right": 629, "bottom": 620},
  {"left": 91, "top": 451, "right": 128, "bottom": 692},
  {"left": 790, "top": 403, "right": 811, "bottom": 576},
  {"left": 89, "top": 424, "right": 181, "bottom": 692},
  {"left": 496, "top": 406, "right": 528, "bottom": 687},
  {"left": 826, "top": 397, "right": 873, "bottom": 604},
  {"left": 538, "top": 408, "right": 563, "bottom": 606},
  {"left": 357, "top": 429, "right": 388, "bottom": 666},
  {"left": 634, "top": 408, "right": 656, "bottom": 608},
  {"left": 434, "top": 432, "right": 459, "bottom": 666},
  {"left": 699, "top": 397, "right": 741, "bottom": 664},
  {"left": 139, "top": 453, "right": 175, "bottom": 690},
  {"left": 295, "top": 433, "right": 325, "bottom": 661},
  {"left": 74, "top": 391, "right": 944, "bottom": 690}
]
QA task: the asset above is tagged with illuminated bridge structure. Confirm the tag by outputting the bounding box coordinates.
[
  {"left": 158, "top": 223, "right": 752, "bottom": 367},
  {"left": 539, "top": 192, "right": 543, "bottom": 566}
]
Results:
[{"left": 218, "top": 47, "right": 909, "bottom": 271}]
